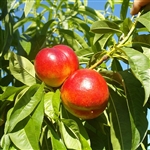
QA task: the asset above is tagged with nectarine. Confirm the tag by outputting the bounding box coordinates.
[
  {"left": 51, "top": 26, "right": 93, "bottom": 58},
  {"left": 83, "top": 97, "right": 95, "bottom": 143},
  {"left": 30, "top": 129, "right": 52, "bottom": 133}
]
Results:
[
  {"left": 34, "top": 45, "right": 79, "bottom": 87},
  {"left": 61, "top": 69, "right": 109, "bottom": 119}
]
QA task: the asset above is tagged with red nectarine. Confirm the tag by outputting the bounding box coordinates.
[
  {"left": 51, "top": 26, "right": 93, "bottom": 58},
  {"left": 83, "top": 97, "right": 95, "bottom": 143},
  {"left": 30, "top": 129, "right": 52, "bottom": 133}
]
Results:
[
  {"left": 61, "top": 69, "right": 109, "bottom": 119},
  {"left": 34, "top": 45, "right": 79, "bottom": 87}
]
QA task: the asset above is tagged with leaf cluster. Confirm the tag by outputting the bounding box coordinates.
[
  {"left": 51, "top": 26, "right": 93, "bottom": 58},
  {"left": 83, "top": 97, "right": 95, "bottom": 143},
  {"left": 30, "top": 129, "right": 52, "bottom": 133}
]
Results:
[{"left": 0, "top": 0, "right": 150, "bottom": 149}]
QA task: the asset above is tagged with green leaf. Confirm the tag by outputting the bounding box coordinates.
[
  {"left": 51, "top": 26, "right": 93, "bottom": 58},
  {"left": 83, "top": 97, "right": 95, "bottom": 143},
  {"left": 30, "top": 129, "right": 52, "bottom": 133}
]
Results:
[
  {"left": 46, "top": 122, "right": 67, "bottom": 150},
  {"left": 59, "top": 119, "right": 81, "bottom": 150},
  {"left": 0, "top": 134, "right": 11, "bottom": 150},
  {"left": 91, "top": 20, "right": 122, "bottom": 34},
  {"left": 122, "top": 47, "right": 150, "bottom": 105},
  {"left": 142, "top": 47, "right": 150, "bottom": 58},
  {"left": 61, "top": 119, "right": 80, "bottom": 137},
  {"left": 85, "top": 116, "right": 111, "bottom": 150},
  {"left": 98, "top": 33, "right": 112, "bottom": 49},
  {"left": 7, "top": 84, "right": 44, "bottom": 132},
  {"left": 137, "top": 11, "right": 150, "bottom": 32},
  {"left": 9, "top": 52, "right": 37, "bottom": 86},
  {"left": 44, "top": 90, "right": 61, "bottom": 121},
  {"left": 1, "top": 86, "right": 26, "bottom": 101},
  {"left": 44, "top": 92, "right": 55, "bottom": 120},
  {"left": 59, "top": 29, "right": 89, "bottom": 50},
  {"left": 13, "top": 17, "right": 37, "bottom": 32},
  {"left": 60, "top": 106, "right": 91, "bottom": 149},
  {"left": 41, "top": 19, "right": 54, "bottom": 35},
  {"left": 75, "top": 47, "right": 93, "bottom": 64},
  {"left": 120, "top": 71, "right": 148, "bottom": 149},
  {"left": 132, "top": 34, "right": 150, "bottom": 48},
  {"left": 1, "top": 14, "right": 13, "bottom": 56},
  {"left": 108, "top": 87, "right": 132, "bottom": 150},
  {"left": 120, "top": 0, "right": 129, "bottom": 20},
  {"left": 78, "top": 6, "right": 105, "bottom": 21},
  {"left": 9, "top": 97, "right": 44, "bottom": 150},
  {"left": 120, "top": 18, "right": 133, "bottom": 36},
  {"left": 24, "top": 0, "right": 35, "bottom": 17},
  {"left": 111, "top": 58, "right": 123, "bottom": 71},
  {"left": 19, "top": 40, "right": 31, "bottom": 55},
  {"left": 93, "top": 34, "right": 104, "bottom": 44}
]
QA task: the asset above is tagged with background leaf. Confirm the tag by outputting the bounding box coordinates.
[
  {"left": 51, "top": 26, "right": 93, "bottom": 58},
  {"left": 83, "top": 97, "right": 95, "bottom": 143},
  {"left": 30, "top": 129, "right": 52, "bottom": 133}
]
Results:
[{"left": 91, "top": 20, "right": 122, "bottom": 34}]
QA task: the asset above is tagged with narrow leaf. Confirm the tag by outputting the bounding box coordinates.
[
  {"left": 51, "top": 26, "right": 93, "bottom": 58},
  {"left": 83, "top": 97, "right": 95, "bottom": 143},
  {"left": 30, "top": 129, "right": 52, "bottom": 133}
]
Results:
[
  {"left": 120, "top": 0, "right": 129, "bottom": 20},
  {"left": 78, "top": 6, "right": 105, "bottom": 20},
  {"left": 108, "top": 87, "right": 132, "bottom": 150},
  {"left": 24, "top": 0, "right": 35, "bottom": 17},
  {"left": 91, "top": 20, "right": 122, "bottom": 34}
]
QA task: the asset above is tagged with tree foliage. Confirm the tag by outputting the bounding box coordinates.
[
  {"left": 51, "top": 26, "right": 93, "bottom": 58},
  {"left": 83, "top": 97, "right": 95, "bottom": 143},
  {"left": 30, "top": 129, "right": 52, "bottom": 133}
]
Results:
[{"left": 0, "top": 0, "right": 150, "bottom": 149}]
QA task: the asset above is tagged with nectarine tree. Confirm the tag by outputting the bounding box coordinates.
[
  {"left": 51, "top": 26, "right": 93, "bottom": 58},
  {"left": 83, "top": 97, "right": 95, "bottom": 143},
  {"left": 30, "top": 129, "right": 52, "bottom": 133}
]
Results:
[{"left": 0, "top": 0, "right": 150, "bottom": 150}]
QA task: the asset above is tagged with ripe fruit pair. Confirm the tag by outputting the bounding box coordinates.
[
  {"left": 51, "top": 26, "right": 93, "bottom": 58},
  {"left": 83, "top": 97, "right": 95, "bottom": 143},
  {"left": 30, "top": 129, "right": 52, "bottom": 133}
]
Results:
[{"left": 34, "top": 45, "right": 109, "bottom": 119}]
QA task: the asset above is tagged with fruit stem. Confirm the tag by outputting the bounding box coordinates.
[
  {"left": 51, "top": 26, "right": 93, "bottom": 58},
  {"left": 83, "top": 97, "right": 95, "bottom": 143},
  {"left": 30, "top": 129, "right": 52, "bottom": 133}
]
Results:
[{"left": 89, "top": 54, "right": 109, "bottom": 70}]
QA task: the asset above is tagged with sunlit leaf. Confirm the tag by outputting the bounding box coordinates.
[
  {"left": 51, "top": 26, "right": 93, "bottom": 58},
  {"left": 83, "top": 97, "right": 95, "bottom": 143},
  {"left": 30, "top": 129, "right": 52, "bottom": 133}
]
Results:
[
  {"left": 9, "top": 98, "right": 44, "bottom": 150},
  {"left": 44, "top": 92, "right": 55, "bottom": 119},
  {"left": 98, "top": 33, "right": 112, "bottom": 49},
  {"left": 137, "top": 11, "right": 150, "bottom": 32},
  {"left": 120, "top": 18, "right": 132, "bottom": 36},
  {"left": 44, "top": 90, "right": 61, "bottom": 121},
  {"left": 7, "top": 84, "right": 44, "bottom": 132},
  {"left": 59, "top": 119, "right": 81, "bottom": 150},
  {"left": 59, "top": 29, "right": 89, "bottom": 50},
  {"left": 91, "top": 20, "right": 122, "bottom": 34},
  {"left": 46, "top": 121, "right": 67, "bottom": 150},
  {"left": 78, "top": 6, "right": 105, "bottom": 20},
  {"left": 13, "top": 17, "right": 37, "bottom": 32},
  {"left": 19, "top": 40, "right": 31, "bottom": 55},
  {"left": 24, "top": 0, "right": 35, "bottom": 17},
  {"left": 60, "top": 106, "right": 91, "bottom": 149},
  {"left": 9, "top": 52, "right": 37, "bottom": 86}
]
